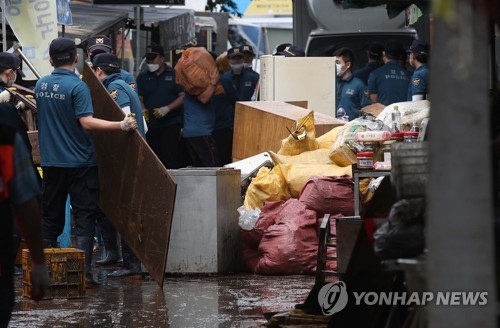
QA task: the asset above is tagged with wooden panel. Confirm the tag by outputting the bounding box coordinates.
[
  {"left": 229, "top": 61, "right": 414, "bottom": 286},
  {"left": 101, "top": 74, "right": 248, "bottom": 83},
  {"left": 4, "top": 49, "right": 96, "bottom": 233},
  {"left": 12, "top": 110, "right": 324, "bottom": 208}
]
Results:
[
  {"left": 232, "top": 101, "right": 345, "bottom": 161},
  {"left": 82, "top": 63, "right": 176, "bottom": 288},
  {"left": 27, "top": 131, "right": 39, "bottom": 165}
]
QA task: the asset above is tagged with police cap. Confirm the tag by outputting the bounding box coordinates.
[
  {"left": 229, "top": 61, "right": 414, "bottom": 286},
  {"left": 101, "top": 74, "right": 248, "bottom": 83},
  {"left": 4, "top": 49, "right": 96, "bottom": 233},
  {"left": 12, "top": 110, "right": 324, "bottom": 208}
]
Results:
[{"left": 49, "top": 38, "right": 77, "bottom": 60}]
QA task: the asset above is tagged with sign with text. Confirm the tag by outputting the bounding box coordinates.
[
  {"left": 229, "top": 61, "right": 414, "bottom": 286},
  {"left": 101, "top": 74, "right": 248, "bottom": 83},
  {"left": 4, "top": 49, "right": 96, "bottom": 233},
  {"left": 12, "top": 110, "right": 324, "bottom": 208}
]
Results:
[{"left": 5, "top": 0, "right": 58, "bottom": 79}]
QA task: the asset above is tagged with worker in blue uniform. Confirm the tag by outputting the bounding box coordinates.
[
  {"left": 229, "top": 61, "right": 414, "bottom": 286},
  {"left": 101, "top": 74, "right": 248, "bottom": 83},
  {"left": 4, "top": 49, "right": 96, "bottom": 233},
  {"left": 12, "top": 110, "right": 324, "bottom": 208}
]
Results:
[
  {"left": 353, "top": 42, "right": 384, "bottom": 86},
  {"left": 136, "top": 44, "right": 184, "bottom": 169},
  {"left": 35, "top": 38, "right": 138, "bottom": 286},
  {"left": 91, "top": 53, "right": 146, "bottom": 278},
  {"left": 86, "top": 35, "right": 136, "bottom": 90},
  {"left": 334, "top": 48, "right": 371, "bottom": 121},
  {"left": 368, "top": 41, "right": 410, "bottom": 106},
  {"left": 407, "top": 40, "right": 430, "bottom": 101}
]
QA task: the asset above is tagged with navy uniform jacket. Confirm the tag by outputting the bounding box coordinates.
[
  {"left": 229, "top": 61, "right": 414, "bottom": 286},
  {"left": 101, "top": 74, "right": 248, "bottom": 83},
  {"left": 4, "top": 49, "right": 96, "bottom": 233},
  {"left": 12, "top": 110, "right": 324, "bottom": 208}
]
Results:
[
  {"left": 136, "top": 64, "right": 183, "bottom": 128},
  {"left": 368, "top": 61, "right": 410, "bottom": 106},
  {"left": 353, "top": 62, "right": 382, "bottom": 86},
  {"left": 102, "top": 73, "right": 146, "bottom": 137},
  {"left": 221, "top": 69, "right": 259, "bottom": 102},
  {"left": 407, "top": 64, "right": 429, "bottom": 100},
  {"left": 336, "top": 75, "right": 371, "bottom": 121}
]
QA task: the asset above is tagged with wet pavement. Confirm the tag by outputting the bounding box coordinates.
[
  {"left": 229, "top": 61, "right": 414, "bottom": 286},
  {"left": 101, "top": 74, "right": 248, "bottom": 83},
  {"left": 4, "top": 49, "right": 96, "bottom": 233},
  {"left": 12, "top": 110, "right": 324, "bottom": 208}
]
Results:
[{"left": 9, "top": 270, "right": 315, "bottom": 328}]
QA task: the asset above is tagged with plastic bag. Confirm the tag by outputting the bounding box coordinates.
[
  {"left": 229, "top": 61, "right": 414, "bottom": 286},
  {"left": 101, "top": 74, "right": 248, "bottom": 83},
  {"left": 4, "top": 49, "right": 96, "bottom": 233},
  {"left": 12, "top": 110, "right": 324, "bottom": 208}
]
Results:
[
  {"left": 269, "top": 148, "right": 332, "bottom": 165},
  {"left": 238, "top": 206, "right": 261, "bottom": 230},
  {"left": 244, "top": 165, "right": 291, "bottom": 210},
  {"left": 374, "top": 199, "right": 426, "bottom": 259}
]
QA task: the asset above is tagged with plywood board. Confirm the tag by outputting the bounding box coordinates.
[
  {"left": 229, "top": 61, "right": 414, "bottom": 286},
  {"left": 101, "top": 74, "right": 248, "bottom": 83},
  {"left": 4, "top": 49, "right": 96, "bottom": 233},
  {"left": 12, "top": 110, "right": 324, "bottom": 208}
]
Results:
[
  {"left": 232, "top": 101, "right": 345, "bottom": 161},
  {"left": 82, "top": 63, "right": 176, "bottom": 288}
]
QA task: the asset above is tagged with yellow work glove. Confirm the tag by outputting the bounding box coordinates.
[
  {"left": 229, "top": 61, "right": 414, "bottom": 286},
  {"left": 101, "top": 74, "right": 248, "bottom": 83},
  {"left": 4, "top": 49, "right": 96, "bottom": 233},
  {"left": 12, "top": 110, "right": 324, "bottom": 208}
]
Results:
[
  {"left": 120, "top": 113, "right": 138, "bottom": 131},
  {"left": 153, "top": 106, "right": 170, "bottom": 118}
]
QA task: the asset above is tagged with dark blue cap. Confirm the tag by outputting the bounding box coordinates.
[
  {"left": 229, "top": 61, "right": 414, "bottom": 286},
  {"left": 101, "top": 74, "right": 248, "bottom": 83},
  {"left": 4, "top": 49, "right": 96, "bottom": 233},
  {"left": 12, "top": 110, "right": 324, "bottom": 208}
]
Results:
[
  {"left": 92, "top": 53, "right": 120, "bottom": 69},
  {"left": 240, "top": 45, "right": 255, "bottom": 56},
  {"left": 408, "top": 40, "right": 430, "bottom": 56},
  {"left": 0, "top": 52, "right": 20, "bottom": 70},
  {"left": 277, "top": 45, "right": 305, "bottom": 57},
  {"left": 88, "top": 35, "right": 112, "bottom": 53},
  {"left": 384, "top": 40, "right": 403, "bottom": 59},
  {"left": 368, "top": 42, "right": 384, "bottom": 57},
  {"left": 227, "top": 47, "right": 244, "bottom": 58},
  {"left": 49, "top": 38, "right": 77, "bottom": 60},
  {"left": 145, "top": 44, "right": 164, "bottom": 60}
]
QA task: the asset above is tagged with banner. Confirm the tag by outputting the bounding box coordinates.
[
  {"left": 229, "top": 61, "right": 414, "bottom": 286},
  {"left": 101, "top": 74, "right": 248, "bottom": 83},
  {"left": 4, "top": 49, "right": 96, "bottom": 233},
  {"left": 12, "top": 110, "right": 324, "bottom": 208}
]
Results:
[
  {"left": 57, "top": 0, "right": 73, "bottom": 25},
  {"left": 5, "top": 0, "right": 58, "bottom": 79}
]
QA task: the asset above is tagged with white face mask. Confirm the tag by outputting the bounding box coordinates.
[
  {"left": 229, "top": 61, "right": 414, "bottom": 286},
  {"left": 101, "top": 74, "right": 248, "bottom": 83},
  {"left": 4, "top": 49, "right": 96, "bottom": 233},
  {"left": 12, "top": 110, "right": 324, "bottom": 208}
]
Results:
[
  {"left": 243, "top": 62, "right": 253, "bottom": 69},
  {"left": 147, "top": 64, "right": 160, "bottom": 73},
  {"left": 336, "top": 63, "right": 346, "bottom": 77},
  {"left": 230, "top": 63, "right": 244, "bottom": 74}
]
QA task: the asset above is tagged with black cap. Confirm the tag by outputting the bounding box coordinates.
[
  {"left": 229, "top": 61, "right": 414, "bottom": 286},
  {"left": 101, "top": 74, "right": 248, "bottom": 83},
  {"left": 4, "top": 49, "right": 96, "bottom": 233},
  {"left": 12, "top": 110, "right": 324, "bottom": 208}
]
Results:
[
  {"left": 0, "top": 52, "right": 20, "bottom": 71},
  {"left": 277, "top": 45, "right": 305, "bottom": 57},
  {"left": 145, "top": 44, "right": 164, "bottom": 60},
  {"left": 49, "top": 38, "right": 77, "bottom": 60},
  {"left": 88, "top": 35, "right": 112, "bottom": 53},
  {"left": 384, "top": 40, "right": 403, "bottom": 59},
  {"left": 324, "top": 44, "right": 341, "bottom": 56},
  {"left": 273, "top": 43, "right": 292, "bottom": 55},
  {"left": 240, "top": 45, "right": 255, "bottom": 56},
  {"left": 368, "top": 42, "right": 384, "bottom": 57},
  {"left": 92, "top": 53, "right": 120, "bottom": 69},
  {"left": 227, "top": 47, "right": 244, "bottom": 58},
  {"left": 408, "top": 40, "right": 430, "bottom": 56}
]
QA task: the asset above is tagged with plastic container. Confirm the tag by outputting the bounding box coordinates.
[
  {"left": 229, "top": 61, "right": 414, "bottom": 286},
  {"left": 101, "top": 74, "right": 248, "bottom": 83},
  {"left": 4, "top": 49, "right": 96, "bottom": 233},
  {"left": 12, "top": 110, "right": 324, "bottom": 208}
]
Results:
[
  {"left": 354, "top": 131, "right": 392, "bottom": 142},
  {"left": 389, "top": 105, "right": 401, "bottom": 131},
  {"left": 357, "top": 151, "right": 374, "bottom": 169},
  {"left": 22, "top": 248, "right": 85, "bottom": 299},
  {"left": 403, "top": 132, "right": 419, "bottom": 143}
]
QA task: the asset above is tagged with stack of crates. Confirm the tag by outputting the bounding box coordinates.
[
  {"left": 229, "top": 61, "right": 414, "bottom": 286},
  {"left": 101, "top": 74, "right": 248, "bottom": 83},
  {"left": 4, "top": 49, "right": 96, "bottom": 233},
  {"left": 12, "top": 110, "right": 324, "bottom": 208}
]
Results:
[{"left": 22, "top": 248, "right": 85, "bottom": 299}]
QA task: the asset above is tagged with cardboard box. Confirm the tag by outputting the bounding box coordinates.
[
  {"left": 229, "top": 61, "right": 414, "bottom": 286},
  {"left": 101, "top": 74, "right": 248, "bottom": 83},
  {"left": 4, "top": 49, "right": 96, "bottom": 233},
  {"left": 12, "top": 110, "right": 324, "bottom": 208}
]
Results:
[{"left": 233, "top": 101, "right": 345, "bottom": 161}]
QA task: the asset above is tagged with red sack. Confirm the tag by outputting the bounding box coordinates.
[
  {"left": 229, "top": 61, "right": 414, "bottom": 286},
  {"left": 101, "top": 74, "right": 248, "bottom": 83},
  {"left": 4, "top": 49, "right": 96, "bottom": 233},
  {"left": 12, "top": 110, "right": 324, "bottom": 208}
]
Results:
[
  {"left": 241, "top": 201, "right": 285, "bottom": 272},
  {"left": 174, "top": 47, "right": 224, "bottom": 96},
  {"left": 255, "top": 199, "right": 318, "bottom": 275},
  {"left": 299, "top": 176, "right": 354, "bottom": 216}
]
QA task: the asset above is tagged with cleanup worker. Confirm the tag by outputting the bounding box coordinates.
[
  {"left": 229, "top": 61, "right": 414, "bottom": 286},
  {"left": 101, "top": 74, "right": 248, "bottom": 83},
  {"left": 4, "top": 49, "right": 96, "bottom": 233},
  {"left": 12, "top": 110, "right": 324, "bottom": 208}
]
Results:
[
  {"left": 368, "top": 40, "right": 410, "bottom": 105},
  {"left": 0, "top": 123, "right": 49, "bottom": 328},
  {"left": 91, "top": 53, "right": 145, "bottom": 278},
  {"left": 35, "top": 37, "right": 138, "bottom": 286},
  {"left": 407, "top": 40, "right": 430, "bottom": 101},
  {"left": 86, "top": 35, "right": 136, "bottom": 90},
  {"left": 334, "top": 47, "right": 371, "bottom": 121},
  {"left": 136, "top": 44, "right": 184, "bottom": 169}
]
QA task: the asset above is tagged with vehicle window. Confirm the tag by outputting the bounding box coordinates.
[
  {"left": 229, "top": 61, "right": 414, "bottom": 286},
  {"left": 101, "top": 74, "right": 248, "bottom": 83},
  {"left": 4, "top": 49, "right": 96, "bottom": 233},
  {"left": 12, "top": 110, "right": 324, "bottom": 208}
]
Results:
[
  {"left": 228, "top": 24, "right": 265, "bottom": 56},
  {"left": 306, "top": 34, "right": 417, "bottom": 70}
]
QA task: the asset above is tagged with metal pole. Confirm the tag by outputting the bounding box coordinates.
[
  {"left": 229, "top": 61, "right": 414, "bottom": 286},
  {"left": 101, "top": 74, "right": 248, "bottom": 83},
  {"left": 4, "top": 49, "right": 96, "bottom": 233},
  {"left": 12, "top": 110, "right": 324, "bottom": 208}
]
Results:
[
  {"left": 2, "top": 0, "right": 7, "bottom": 52},
  {"left": 13, "top": 43, "right": 41, "bottom": 79},
  {"left": 134, "top": 6, "right": 141, "bottom": 76}
]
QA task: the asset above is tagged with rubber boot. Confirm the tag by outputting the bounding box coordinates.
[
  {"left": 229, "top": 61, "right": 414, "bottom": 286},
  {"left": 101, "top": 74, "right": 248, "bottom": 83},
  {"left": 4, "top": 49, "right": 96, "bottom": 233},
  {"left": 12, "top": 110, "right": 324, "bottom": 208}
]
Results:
[
  {"left": 95, "top": 218, "right": 119, "bottom": 266},
  {"left": 76, "top": 236, "right": 99, "bottom": 287},
  {"left": 108, "top": 240, "right": 142, "bottom": 279}
]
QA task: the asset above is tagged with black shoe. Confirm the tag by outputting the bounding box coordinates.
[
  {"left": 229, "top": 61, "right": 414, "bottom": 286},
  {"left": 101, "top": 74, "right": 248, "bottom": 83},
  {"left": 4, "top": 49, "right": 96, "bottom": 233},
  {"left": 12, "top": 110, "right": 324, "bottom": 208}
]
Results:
[
  {"left": 96, "top": 251, "right": 119, "bottom": 266},
  {"left": 107, "top": 268, "right": 142, "bottom": 279}
]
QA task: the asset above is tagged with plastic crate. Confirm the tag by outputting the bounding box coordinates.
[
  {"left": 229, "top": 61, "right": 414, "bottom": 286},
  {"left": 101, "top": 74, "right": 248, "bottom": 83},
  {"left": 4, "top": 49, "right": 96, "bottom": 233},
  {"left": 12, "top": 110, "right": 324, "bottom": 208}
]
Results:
[{"left": 22, "top": 248, "right": 85, "bottom": 299}]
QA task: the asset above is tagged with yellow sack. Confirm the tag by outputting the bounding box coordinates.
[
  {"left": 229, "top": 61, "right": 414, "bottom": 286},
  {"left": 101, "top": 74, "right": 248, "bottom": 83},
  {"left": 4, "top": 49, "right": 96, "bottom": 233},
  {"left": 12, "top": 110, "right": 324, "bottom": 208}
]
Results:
[
  {"left": 244, "top": 165, "right": 292, "bottom": 210},
  {"left": 359, "top": 178, "right": 375, "bottom": 204},
  {"left": 269, "top": 148, "right": 332, "bottom": 165},
  {"left": 279, "top": 163, "right": 353, "bottom": 198},
  {"left": 316, "top": 126, "right": 342, "bottom": 149},
  {"left": 277, "top": 111, "right": 319, "bottom": 156}
]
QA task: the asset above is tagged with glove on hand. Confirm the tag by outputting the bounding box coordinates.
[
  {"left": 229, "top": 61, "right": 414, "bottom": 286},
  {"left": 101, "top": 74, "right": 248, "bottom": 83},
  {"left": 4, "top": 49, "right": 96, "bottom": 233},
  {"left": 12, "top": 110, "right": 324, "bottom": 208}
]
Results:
[
  {"left": 15, "top": 101, "right": 25, "bottom": 110},
  {"left": 120, "top": 113, "right": 138, "bottom": 131},
  {"left": 153, "top": 106, "right": 170, "bottom": 118},
  {"left": 0, "top": 89, "right": 11, "bottom": 103},
  {"left": 143, "top": 109, "right": 150, "bottom": 123},
  {"left": 30, "top": 262, "right": 50, "bottom": 301}
]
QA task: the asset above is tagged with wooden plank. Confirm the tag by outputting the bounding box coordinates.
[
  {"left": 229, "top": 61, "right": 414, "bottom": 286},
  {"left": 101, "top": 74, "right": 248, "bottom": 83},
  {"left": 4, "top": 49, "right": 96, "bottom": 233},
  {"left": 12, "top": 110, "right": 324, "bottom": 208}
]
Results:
[
  {"left": 232, "top": 101, "right": 345, "bottom": 161},
  {"left": 27, "top": 131, "right": 39, "bottom": 165},
  {"left": 82, "top": 63, "right": 176, "bottom": 288}
]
